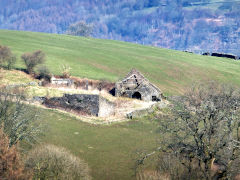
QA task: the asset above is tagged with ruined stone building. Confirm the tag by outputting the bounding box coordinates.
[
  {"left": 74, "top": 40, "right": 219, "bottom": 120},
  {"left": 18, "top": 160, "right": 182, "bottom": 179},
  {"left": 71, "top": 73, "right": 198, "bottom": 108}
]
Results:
[
  {"left": 44, "top": 94, "right": 115, "bottom": 117},
  {"left": 115, "top": 69, "right": 162, "bottom": 101},
  {"left": 50, "top": 76, "right": 74, "bottom": 87}
]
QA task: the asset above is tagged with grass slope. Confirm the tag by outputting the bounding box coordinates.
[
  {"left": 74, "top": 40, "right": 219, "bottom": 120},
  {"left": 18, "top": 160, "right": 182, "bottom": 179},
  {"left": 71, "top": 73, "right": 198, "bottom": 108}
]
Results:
[
  {"left": 36, "top": 108, "right": 159, "bottom": 180},
  {"left": 1, "top": 30, "right": 240, "bottom": 95}
]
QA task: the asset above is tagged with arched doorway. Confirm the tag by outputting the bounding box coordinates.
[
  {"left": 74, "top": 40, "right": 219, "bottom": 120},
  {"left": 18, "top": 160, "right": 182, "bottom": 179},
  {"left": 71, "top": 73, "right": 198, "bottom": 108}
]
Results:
[{"left": 132, "top": 92, "right": 142, "bottom": 100}]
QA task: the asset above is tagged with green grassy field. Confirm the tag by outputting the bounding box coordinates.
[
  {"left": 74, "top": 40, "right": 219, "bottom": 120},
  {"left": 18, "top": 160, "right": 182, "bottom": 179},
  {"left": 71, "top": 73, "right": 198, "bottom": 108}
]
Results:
[
  {"left": 37, "top": 108, "right": 159, "bottom": 180},
  {"left": 1, "top": 30, "right": 240, "bottom": 95}
]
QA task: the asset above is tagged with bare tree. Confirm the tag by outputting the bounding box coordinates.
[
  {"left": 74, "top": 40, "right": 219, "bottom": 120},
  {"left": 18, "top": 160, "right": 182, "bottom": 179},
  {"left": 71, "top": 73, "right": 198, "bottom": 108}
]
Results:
[
  {"left": 157, "top": 82, "right": 240, "bottom": 179},
  {"left": 0, "top": 87, "right": 41, "bottom": 147},
  {"left": 0, "top": 45, "right": 16, "bottom": 69},
  {"left": 6, "top": 55, "right": 17, "bottom": 70},
  {"left": 66, "top": 21, "right": 93, "bottom": 37},
  {"left": 21, "top": 50, "right": 45, "bottom": 74},
  {"left": 0, "top": 45, "right": 12, "bottom": 65},
  {"left": 37, "top": 65, "right": 51, "bottom": 81}
]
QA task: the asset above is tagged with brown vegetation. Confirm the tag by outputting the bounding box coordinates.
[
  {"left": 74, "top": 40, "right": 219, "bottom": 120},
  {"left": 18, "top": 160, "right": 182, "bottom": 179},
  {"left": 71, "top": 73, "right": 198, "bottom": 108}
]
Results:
[
  {"left": 136, "top": 169, "right": 169, "bottom": 180},
  {"left": 71, "top": 77, "right": 114, "bottom": 92},
  {"left": 0, "top": 129, "right": 31, "bottom": 180},
  {"left": 60, "top": 64, "right": 71, "bottom": 78}
]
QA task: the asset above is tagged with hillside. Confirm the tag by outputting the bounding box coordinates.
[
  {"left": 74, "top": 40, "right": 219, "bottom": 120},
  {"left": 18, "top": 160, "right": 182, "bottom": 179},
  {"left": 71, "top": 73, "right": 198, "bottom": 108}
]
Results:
[
  {"left": 0, "top": 69, "right": 160, "bottom": 180},
  {"left": 0, "top": 30, "right": 240, "bottom": 94},
  {"left": 1, "top": 30, "right": 240, "bottom": 95},
  {"left": 1, "top": 30, "right": 240, "bottom": 180},
  {"left": 0, "top": 0, "right": 240, "bottom": 55}
]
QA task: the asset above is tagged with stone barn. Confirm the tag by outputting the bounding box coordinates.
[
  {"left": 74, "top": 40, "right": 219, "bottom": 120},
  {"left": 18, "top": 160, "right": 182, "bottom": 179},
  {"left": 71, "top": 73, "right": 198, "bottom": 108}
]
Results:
[{"left": 115, "top": 69, "right": 162, "bottom": 101}]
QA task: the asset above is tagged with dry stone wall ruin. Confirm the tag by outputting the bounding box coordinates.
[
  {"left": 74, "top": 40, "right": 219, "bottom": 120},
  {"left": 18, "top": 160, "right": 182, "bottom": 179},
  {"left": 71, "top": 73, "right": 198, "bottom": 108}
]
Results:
[{"left": 43, "top": 94, "right": 115, "bottom": 117}]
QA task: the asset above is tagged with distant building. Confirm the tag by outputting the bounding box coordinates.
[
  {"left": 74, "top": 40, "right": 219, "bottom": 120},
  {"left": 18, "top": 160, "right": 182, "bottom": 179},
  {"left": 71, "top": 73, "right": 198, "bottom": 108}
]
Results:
[
  {"left": 50, "top": 76, "right": 74, "bottom": 87},
  {"left": 115, "top": 69, "right": 162, "bottom": 101}
]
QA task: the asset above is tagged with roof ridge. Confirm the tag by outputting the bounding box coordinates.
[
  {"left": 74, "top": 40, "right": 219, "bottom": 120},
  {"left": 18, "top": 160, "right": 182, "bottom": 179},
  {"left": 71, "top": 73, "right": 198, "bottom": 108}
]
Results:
[{"left": 122, "top": 68, "right": 145, "bottom": 81}]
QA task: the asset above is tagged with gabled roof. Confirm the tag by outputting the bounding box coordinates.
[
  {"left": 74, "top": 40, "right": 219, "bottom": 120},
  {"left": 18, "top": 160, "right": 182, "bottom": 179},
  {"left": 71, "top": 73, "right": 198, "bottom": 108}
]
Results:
[
  {"left": 117, "top": 68, "right": 162, "bottom": 93},
  {"left": 122, "top": 68, "right": 145, "bottom": 81}
]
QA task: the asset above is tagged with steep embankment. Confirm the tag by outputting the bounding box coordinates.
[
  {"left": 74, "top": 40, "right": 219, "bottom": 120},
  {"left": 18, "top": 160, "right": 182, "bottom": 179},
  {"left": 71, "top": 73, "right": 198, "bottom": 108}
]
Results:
[{"left": 1, "top": 30, "right": 240, "bottom": 95}]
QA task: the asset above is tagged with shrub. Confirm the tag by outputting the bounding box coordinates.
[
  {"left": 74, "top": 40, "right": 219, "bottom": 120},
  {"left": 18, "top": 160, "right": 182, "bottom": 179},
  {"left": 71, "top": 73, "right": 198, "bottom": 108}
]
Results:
[
  {"left": 0, "top": 87, "right": 41, "bottom": 146},
  {"left": 0, "top": 128, "right": 32, "bottom": 180},
  {"left": 21, "top": 50, "right": 45, "bottom": 74},
  {"left": 60, "top": 64, "right": 71, "bottom": 78},
  {"left": 37, "top": 65, "right": 51, "bottom": 81},
  {"left": 0, "top": 45, "right": 16, "bottom": 69},
  {"left": 0, "top": 45, "right": 12, "bottom": 65},
  {"left": 6, "top": 55, "right": 16, "bottom": 70},
  {"left": 25, "top": 144, "right": 91, "bottom": 180}
]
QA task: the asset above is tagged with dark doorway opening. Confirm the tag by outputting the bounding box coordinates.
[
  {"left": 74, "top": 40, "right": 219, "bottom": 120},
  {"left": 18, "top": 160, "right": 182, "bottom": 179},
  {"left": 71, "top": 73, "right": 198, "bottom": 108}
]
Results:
[
  {"left": 152, "top": 96, "right": 160, "bottom": 101},
  {"left": 132, "top": 92, "right": 142, "bottom": 100},
  {"left": 109, "top": 88, "right": 115, "bottom": 96}
]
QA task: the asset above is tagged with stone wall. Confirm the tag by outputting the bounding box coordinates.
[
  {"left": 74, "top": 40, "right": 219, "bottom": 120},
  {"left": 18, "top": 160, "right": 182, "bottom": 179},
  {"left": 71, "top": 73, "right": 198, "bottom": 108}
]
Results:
[
  {"left": 50, "top": 77, "right": 74, "bottom": 87},
  {"left": 99, "top": 96, "right": 115, "bottom": 117},
  {"left": 126, "top": 101, "right": 167, "bottom": 119},
  {"left": 43, "top": 94, "right": 115, "bottom": 117}
]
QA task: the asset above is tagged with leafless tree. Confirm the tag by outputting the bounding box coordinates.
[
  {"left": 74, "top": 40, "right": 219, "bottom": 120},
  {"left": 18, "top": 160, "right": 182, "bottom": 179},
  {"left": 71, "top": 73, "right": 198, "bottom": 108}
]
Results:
[
  {"left": 66, "top": 21, "right": 93, "bottom": 37},
  {"left": 0, "top": 87, "right": 41, "bottom": 147},
  {"left": 21, "top": 50, "right": 45, "bottom": 74},
  {"left": 0, "top": 45, "right": 12, "bottom": 65},
  {"left": 157, "top": 82, "right": 240, "bottom": 179},
  {"left": 0, "top": 45, "right": 16, "bottom": 70}
]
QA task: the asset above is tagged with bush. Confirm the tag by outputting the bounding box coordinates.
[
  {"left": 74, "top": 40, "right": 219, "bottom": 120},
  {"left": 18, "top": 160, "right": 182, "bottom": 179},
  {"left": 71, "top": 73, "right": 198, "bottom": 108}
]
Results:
[
  {"left": 25, "top": 144, "right": 91, "bottom": 180},
  {"left": 0, "top": 45, "right": 16, "bottom": 69},
  {"left": 21, "top": 50, "right": 45, "bottom": 74},
  {"left": 0, "top": 87, "right": 41, "bottom": 146},
  {"left": 0, "top": 45, "right": 12, "bottom": 65},
  {"left": 6, "top": 55, "right": 16, "bottom": 70},
  {"left": 60, "top": 64, "right": 71, "bottom": 78},
  {"left": 0, "top": 128, "right": 32, "bottom": 180},
  {"left": 37, "top": 65, "right": 51, "bottom": 81}
]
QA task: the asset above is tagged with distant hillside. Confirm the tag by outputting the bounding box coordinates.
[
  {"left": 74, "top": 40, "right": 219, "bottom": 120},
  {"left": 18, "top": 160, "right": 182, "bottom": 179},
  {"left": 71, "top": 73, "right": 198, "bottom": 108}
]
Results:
[
  {"left": 1, "top": 30, "right": 240, "bottom": 95},
  {"left": 0, "top": 0, "right": 240, "bottom": 55}
]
